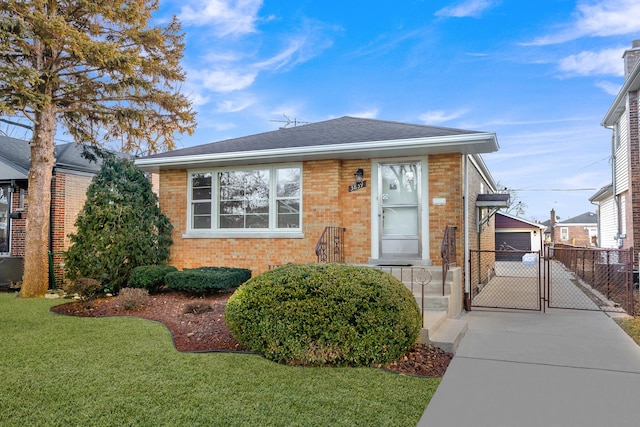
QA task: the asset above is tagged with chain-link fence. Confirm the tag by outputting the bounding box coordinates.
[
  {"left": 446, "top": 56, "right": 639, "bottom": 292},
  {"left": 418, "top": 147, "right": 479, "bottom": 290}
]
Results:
[
  {"left": 547, "top": 245, "right": 635, "bottom": 315},
  {"left": 469, "top": 250, "right": 542, "bottom": 311}
]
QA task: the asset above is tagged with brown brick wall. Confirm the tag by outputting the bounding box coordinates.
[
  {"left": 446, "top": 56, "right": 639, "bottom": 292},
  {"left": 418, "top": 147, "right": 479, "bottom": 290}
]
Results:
[
  {"left": 10, "top": 172, "right": 93, "bottom": 286},
  {"left": 161, "top": 160, "right": 375, "bottom": 276},
  {"left": 428, "top": 154, "right": 464, "bottom": 264},
  {"left": 552, "top": 225, "right": 593, "bottom": 247}
]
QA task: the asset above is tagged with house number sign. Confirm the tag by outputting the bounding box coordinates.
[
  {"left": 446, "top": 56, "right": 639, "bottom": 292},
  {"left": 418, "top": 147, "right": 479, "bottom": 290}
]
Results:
[{"left": 348, "top": 181, "right": 367, "bottom": 192}]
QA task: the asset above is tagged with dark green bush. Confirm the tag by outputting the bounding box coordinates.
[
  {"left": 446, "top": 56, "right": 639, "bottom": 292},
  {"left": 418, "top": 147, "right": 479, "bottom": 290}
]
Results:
[
  {"left": 224, "top": 263, "right": 422, "bottom": 367},
  {"left": 128, "top": 265, "right": 178, "bottom": 293},
  {"left": 165, "top": 267, "right": 251, "bottom": 294}
]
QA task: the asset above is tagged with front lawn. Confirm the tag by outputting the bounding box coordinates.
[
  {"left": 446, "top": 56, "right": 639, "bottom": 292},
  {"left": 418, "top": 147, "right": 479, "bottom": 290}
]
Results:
[
  {"left": 615, "top": 314, "right": 640, "bottom": 346},
  {"left": 0, "top": 293, "right": 438, "bottom": 426}
]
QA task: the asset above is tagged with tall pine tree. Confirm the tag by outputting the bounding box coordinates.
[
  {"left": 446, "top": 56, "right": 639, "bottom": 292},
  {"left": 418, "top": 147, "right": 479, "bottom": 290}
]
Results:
[
  {"left": 0, "top": 1, "right": 195, "bottom": 297},
  {"left": 64, "top": 154, "right": 173, "bottom": 293}
]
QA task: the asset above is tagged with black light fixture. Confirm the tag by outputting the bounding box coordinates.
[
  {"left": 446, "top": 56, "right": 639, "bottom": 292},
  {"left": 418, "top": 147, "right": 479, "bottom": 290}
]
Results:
[{"left": 354, "top": 168, "right": 364, "bottom": 183}]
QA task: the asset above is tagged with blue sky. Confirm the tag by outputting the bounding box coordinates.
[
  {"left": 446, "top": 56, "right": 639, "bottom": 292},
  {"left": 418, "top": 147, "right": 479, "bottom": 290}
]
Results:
[
  {"left": 8, "top": 0, "right": 637, "bottom": 223},
  {"left": 152, "top": 0, "right": 640, "bottom": 223}
]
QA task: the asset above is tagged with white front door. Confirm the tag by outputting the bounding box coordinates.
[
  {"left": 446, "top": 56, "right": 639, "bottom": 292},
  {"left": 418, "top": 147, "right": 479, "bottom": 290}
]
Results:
[{"left": 379, "top": 162, "right": 421, "bottom": 258}]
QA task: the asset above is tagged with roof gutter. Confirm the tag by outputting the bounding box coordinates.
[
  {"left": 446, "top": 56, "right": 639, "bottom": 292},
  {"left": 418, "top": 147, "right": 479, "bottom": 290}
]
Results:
[{"left": 136, "top": 132, "right": 498, "bottom": 170}]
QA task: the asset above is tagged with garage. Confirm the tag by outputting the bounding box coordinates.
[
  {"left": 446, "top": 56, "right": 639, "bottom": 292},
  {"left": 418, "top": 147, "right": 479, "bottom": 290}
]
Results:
[{"left": 496, "top": 231, "right": 531, "bottom": 259}]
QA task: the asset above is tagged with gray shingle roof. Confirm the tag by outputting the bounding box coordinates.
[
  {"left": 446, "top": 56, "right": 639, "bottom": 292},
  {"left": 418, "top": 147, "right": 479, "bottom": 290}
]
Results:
[
  {"left": 144, "top": 116, "right": 486, "bottom": 159},
  {"left": 559, "top": 212, "right": 597, "bottom": 225},
  {"left": 0, "top": 135, "right": 117, "bottom": 175}
]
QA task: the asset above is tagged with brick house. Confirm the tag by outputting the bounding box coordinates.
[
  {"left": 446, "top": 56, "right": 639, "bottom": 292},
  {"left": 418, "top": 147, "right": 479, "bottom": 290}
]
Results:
[
  {"left": 542, "top": 210, "right": 597, "bottom": 247},
  {"left": 0, "top": 135, "right": 105, "bottom": 287},
  {"left": 136, "top": 116, "right": 504, "bottom": 304},
  {"left": 597, "top": 39, "right": 640, "bottom": 254}
]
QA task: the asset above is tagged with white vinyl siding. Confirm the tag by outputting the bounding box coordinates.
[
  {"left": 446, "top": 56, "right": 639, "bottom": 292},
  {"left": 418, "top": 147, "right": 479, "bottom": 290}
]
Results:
[
  {"left": 599, "top": 196, "right": 618, "bottom": 248},
  {"left": 614, "top": 113, "right": 629, "bottom": 193}
]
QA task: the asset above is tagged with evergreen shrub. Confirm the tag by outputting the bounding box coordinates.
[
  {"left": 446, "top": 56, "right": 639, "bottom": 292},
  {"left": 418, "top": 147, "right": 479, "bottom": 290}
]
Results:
[
  {"left": 224, "top": 263, "right": 422, "bottom": 367},
  {"left": 165, "top": 267, "right": 251, "bottom": 294},
  {"left": 128, "top": 265, "right": 178, "bottom": 293},
  {"left": 64, "top": 154, "right": 173, "bottom": 294}
]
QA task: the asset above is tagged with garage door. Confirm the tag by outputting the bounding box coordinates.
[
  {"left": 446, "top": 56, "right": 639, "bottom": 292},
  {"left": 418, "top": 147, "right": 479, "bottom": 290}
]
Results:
[{"left": 496, "top": 232, "right": 531, "bottom": 261}]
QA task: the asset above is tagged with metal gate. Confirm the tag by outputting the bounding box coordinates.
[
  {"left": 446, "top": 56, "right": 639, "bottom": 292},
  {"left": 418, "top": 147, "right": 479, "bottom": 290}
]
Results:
[
  {"left": 469, "top": 249, "right": 542, "bottom": 311},
  {"left": 469, "top": 246, "right": 637, "bottom": 315}
]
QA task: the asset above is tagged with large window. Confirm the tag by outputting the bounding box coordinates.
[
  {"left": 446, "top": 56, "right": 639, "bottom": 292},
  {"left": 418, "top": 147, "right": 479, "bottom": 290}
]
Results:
[{"left": 189, "top": 165, "right": 301, "bottom": 232}]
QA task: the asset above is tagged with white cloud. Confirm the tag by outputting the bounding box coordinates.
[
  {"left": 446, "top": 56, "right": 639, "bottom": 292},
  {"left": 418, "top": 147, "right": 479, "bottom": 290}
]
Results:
[
  {"left": 419, "top": 109, "right": 468, "bottom": 125},
  {"left": 179, "top": 0, "right": 263, "bottom": 36},
  {"left": 435, "top": 0, "right": 499, "bottom": 18},
  {"left": 527, "top": 0, "right": 640, "bottom": 46},
  {"left": 190, "top": 68, "right": 258, "bottom": 92},
  {"left": 595, "top": 80, "right": 622, "bottom": 95},
  {"left": 215, "top": 96, "right": 256, "bottom": 113},
  {"left": 557, "top": 47, "right": 626, "bottom": 76}
]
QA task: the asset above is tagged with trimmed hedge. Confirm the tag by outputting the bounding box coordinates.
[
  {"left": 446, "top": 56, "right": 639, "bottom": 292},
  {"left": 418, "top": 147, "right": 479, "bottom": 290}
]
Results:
[
  {"left": 224, "top": 263, "right": 422, "bottom": 367},
  {"left": 165, "top": 267, "right": 251, "bottom": 294},
  {"left": 128, "top": 265, "right": 178, "bottom": 293}
]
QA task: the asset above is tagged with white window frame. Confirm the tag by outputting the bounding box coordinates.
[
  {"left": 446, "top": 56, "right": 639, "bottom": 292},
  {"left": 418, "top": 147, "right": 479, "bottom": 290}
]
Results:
[
  {"left": 184, "top": 163, "right": 303, "bottom": 239},
  {"left": 560, "top": 227, "right": 569, "bottom": 241}
]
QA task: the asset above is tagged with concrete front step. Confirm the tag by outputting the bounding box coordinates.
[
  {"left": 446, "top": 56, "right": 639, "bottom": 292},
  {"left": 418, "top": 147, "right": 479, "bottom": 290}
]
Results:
[
  {"left": 429, "top": 318, "right": 468, "bottom": 354},
  {"left": 414, "top": 294, "right": 450, "bottom": 310},
  {"left": 418, "top": 310, "right": 468, "bottom": 354}
]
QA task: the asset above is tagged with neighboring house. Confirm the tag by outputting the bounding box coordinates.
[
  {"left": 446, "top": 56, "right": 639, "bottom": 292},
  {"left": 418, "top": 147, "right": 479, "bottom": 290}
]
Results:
[
  {"left": 0, "top": 135, "right": 106, "bottom": 287},
  {"left": 495, "top": 212, "right": 545, "bottom": 260},
  {"left": 542, "top": 210, "right": 597, "bottom": 247},
  {"left": 589, "top": 184, "right": 621, "bottom": 249},
  {"left": 136, "top": 116, "right": 504, "bottom": 306},
  {"left": 599, "top": 39, "right": 640, "bottom": 254}
]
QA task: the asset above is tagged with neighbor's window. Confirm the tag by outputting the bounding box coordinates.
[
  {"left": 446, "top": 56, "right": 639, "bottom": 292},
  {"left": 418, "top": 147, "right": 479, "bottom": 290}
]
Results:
[
  {"left": 560, "top": 227, "right": 569, "bottom": 241},
  {"left": 189, "top": 165, "right": 301, "bottom": 231}
]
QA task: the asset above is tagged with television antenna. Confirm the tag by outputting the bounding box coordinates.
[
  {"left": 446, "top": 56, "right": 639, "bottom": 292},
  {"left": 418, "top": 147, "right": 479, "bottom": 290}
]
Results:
[{"left": 270, "top": 114, "right": 309, "bottom": 129}]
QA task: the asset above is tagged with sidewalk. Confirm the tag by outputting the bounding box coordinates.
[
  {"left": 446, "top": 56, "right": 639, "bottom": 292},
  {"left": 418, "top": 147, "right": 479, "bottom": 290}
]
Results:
[{"left": 418, "top": 309, "right": 640, "bottom": 427}]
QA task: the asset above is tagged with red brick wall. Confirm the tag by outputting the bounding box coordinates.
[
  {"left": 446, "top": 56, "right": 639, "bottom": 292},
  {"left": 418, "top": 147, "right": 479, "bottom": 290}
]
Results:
[
  {"left": 10, "top": 172, "right": 93, "bottom": 286},
  {"left": 428, "top": 154, "right": 464, "bottom": 265},
  {"left": 158, "top": 155, "right": 488, "bottom": 277},
  {"left": 160, "top": 160, "right": 374, "bottom": 275}
]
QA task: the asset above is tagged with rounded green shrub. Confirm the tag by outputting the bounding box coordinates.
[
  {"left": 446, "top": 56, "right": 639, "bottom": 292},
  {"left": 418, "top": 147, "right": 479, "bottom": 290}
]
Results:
[
  {"left": 224, "top": 263, "right": 422, "bottom": 367},
  {"left": 166, "top": 267, "right": 251, "bottom": 294},
  {"left": 128, "top": 265, "right": 178, "bottom": 293}
]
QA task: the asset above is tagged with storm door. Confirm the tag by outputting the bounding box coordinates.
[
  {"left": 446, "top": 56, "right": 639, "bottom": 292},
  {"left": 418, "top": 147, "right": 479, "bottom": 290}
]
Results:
[{"left": 378, "top": 163, "right": 421, "bottom": 258}]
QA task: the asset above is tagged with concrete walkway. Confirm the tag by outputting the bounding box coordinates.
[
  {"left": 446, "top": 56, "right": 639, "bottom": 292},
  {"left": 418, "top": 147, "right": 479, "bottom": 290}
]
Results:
[{"left": 418, "top": 308, "right": 640, "bottom": 427}]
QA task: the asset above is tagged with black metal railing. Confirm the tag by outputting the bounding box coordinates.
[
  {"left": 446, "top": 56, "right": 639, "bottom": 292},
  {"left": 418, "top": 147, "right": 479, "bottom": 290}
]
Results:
[
  {"left": 315, "top": 226, "right": 346, "bottom": 263},
  {"left": 440, "top": 226, "right": 457, "bottom": 296}
]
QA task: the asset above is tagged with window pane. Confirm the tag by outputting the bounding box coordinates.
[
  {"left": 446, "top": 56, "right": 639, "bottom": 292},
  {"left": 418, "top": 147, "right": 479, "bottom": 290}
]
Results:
[
  {"left": 220, "top": 201, "right": 243, "bottom": 215},
  {"left": 246, "top": 214, "right": 269, "bottom": 228},
  {"left": 277, "top": 200, "right": 300, "bottom": 228},
  {"left": 192, "top": 173, "right": 211, "bottom": 188},
  {"left": 192, "top": 203, "right": 211, "bottom": 215},
  {"left": 192, "top": 173, "right": 212, "bottom": 200},
  {"left": 193, "top": 215, "right": 211, "bottom": 229},
  {"left": 277, "top": 168, "right": 301, "bottom": 197},
  {"left": 192, "top": 188, "right": 211, "bottom": 200},
  {"left": 219, "top": 215, "right": 243, "bottom": 228},
  {"left": 218, "top": 169, "right": 270, "bottom": 229}
]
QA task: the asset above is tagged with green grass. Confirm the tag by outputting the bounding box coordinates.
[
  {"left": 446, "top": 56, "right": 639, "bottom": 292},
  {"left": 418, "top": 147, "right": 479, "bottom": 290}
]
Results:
[
  {"left": 0, "top": 293, "right": 439, "bottom": 426},
  {"left": 615, "top": 315, "right": 640, "bottom": 346}
]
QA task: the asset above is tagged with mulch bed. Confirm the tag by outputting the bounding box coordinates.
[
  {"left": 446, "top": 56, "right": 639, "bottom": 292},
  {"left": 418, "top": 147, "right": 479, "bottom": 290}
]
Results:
[{"left": 50, "top": 290, "right": 453, "bottom": 377}]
